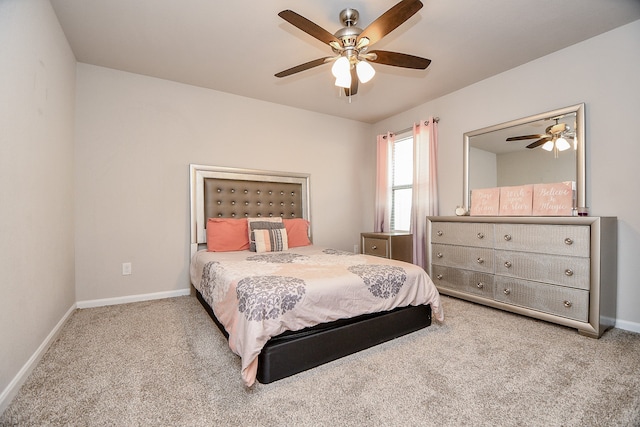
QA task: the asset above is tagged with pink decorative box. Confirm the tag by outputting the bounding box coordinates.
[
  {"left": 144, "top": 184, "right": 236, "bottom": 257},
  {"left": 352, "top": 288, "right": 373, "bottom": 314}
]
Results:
[
  {"left": 470, "top": 187, "right": 500, "bottom": 216},
  {"left": 532, "top": 182, "right": 574, "bottom": 216},
  {"left": 499, "top": 185, "right": 533, "bottom": 216}
]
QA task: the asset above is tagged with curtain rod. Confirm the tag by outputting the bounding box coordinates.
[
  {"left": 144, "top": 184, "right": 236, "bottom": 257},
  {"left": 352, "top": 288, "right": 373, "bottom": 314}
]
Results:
[{"left": 384, "top": 117, "right": 440, "bottom": 138}]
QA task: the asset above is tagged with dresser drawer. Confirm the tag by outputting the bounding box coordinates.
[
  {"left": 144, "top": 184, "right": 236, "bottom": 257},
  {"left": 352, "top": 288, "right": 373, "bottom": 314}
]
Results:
[
  {"left": 432, "top": 265, "right": 494, "bottom": 298},
  {"left": 495, "top": 250, "right": 590, "bottom": 290},
  {"left": 430, "top": 222, "right": 494, "bottom": 248},
  {"left": 495, "top": 224, "right": 590, "bottom": 257},
  {"left": 362, "top": 237, "right": 388, "bottom": 258},
  {"left": 494, "top": 276, "right": 589, "bottom": 322},
  {"left": 431, "top": 243, "right": 494, "bottom": 273}
]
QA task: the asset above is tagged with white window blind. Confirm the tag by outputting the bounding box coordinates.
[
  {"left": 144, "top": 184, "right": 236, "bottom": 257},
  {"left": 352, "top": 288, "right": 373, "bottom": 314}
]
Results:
[{"left": 391, "top": 135, "right": 413, "bottom": 231}]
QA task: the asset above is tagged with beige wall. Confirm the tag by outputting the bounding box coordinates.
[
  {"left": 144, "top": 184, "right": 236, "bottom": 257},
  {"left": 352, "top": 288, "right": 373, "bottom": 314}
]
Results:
[
  {"left": 2, "top": 1, "right": 638, "bottom": 412},
  {"left": 0, "top": 0, "right": 76, "bottom": 408},
  {"left": 73, "top": 64, "right": 373, "bottom": 302},
  {"left": 372, "top": 20, "right": 640, "bottom": 331}
]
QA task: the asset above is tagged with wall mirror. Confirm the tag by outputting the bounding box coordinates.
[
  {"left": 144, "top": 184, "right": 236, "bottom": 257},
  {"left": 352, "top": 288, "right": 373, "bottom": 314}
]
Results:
[{"left": 463, "top": 103, "right": 585, "bottom": 213}]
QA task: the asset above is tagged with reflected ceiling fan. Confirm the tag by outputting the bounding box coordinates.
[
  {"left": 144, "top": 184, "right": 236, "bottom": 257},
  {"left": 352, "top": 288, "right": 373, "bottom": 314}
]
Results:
[
  {"left": 506, "top": 118, "right": 574, "bottom": 152},
  {"left": 275, "top": 0, "right": 431, "bottom": 96}
]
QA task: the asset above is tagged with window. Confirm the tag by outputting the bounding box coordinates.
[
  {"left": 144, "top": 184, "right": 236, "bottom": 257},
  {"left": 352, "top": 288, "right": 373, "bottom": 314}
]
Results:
[{"left": 391, "top": 135, "right": 413, "bottom": 231}]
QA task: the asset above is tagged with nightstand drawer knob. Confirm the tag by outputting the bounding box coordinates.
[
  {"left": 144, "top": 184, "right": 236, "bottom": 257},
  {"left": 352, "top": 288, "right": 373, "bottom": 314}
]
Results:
[
  {"left": 504, "top": 234, "right": 512, "bottom": 241},
  {"left": 564, "top": 300, "right": 573, "bottom": 308},
  {"left": 503, "top": 288, "right": 511, "bottom": 295},
  {"left": 371, "top": 245, "right": 377, "bottom": 250},
  {"left": 564, "top": 238, "right": 573, "bottom": 245},
  {"left": 436, "top": 230, "right": 443, "bottom": 237},
  {"left": 477, "top": 257, "right": 484, "bottom": 264},
  {"left": 565, "top": 269, "right": 574, "bottom": 276},
  {"left": 504, "top": 261, "right": 512, "bottom": 268},
  {"left": 436, "top": 252, "right": 443, "bottom": 258},
  {"left": 436, "top": 274, "right": 443, "bottom": 280},
  {"left": 476, "top": 282, "right": 484, "bottom": 289},
  {"left": 477, "top": 232, "right": 484, "bottom": 239}
]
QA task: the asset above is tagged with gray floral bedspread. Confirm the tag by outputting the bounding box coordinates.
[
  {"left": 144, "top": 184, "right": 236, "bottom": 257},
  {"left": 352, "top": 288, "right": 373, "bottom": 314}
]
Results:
[{"left": 189, "top": 245, "right": 443, "bottom": 386}]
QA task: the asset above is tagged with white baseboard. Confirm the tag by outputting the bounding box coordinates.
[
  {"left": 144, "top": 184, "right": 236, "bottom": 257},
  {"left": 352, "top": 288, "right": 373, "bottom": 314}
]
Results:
[
  {"left": 0, "top": 303, "right": 77, "bottom": 415},
  {"left": 76, "top": 288, "right": 191, "bottom": 309},
  {"left": 613, "top": 318, "right": 640, "bottom": 334},
  {"left": 1, "top": 289, "right": 192, "bottom": 413}
]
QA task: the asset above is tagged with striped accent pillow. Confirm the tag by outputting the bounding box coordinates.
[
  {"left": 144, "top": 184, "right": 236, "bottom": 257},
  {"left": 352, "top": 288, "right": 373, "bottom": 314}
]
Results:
[
  {"left": 249, "top": 221, "right": 286, "bottom": 252},
  {"left": 253, "top": 227, "right": 288, "bottom": 253}
]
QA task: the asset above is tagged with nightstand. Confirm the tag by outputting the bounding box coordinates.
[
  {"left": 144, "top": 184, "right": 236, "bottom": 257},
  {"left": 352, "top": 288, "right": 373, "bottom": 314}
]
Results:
[{"left": 360, "top": 232, "right": 413, "bottom": 263}]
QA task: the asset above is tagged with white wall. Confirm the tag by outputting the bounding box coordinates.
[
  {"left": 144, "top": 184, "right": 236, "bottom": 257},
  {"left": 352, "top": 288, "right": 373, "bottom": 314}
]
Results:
[
  {"left": 372, "top": 20, "right": 640, "bottom": 331},
  {"left": 74, "top": 64, "right": 372, "bottom": 302},
  {"left": 0, "top": 0, "right": 76, "bottom": 410}
]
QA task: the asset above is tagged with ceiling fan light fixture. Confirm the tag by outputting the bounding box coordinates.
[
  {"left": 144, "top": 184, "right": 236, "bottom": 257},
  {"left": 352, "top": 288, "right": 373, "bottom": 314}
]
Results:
[
  {"left": 542, "top": 140, "right": 555, "bottom": 151},
  {"left": 335, "top": 73, "right": 352, "bottom": 88},
  {"left": 356, "top": 60, "right": 375, "bottom": 83},
  {"left": 556, "top": 137, "right": 570, "bottom": 151},
  {"left": 331, "top": 56, "right": 351, "bottom": 79}
]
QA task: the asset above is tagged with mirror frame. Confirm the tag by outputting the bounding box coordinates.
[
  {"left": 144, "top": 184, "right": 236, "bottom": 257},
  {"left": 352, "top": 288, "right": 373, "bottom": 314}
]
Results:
[{"left": 463, "top": 103, "right": 585, "bottom": 214}]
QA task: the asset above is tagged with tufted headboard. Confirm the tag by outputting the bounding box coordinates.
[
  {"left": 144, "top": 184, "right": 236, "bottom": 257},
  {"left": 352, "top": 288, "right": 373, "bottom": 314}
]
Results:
[{"left": 189, "top": 164, "right": 311, "bottom": 255}]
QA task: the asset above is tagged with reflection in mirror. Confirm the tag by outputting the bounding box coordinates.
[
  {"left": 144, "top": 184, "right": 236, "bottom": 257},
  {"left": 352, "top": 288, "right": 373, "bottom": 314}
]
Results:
[{"left": 463, "top": 103, "right": 585, "bottom": 213}]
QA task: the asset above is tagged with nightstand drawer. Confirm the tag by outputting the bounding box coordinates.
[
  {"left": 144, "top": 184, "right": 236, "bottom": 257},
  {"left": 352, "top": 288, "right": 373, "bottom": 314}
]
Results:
[
  {"left": 362, "top": 237, "right": 389, "bottom": 258},
  {"left": 360, "top": 232, "right": 413, "bottom": 262}
]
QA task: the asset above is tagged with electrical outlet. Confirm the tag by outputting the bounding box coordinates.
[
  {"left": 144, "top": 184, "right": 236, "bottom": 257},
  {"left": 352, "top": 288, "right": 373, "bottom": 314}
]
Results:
[
  {"left": 353, "top": 244, "right": 359, "bottom": 254},
  {"left": 122, "top": 262, "right": 132, "bottom": 275}
]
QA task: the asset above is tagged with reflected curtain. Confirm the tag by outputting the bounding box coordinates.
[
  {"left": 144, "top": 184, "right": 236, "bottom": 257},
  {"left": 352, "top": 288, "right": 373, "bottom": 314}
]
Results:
[
  {"left": 410, "top": 118, "right": 439, "bottom": 268},
  {"left": 374, "top": 132, "right": 394, "bottom": 233}
]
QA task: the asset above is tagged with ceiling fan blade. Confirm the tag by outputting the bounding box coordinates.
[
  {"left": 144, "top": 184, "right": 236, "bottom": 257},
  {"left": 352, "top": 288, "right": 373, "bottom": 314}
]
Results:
[
  {"left": 275, "top": 57, "right": 333, "bottom": 78},
  {"left": 357, "top": 0, "right": 423, "bottom": 48},
  {"left": 344, "top": 66, "right": 359, "bottom": 96},
  {"left": 526, "top": 137, "right": 551, "bottom": 149},
  {"left": 368, "top": 50, "right": 431, "bottom": 69},
  {"left": 278, "top": 10, "right": 341, "bottom": 46},
  {"left": 506, "top": 134, "right": 546, "bottom": 141}
]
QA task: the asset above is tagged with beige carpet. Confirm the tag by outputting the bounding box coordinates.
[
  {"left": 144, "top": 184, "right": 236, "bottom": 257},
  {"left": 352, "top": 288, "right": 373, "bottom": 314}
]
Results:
[{"left": 2, "top": 295, "right": 639, "bottom": 426}]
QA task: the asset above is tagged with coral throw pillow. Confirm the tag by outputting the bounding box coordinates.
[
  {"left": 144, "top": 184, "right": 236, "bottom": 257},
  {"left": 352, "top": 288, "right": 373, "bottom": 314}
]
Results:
[
  {"left": 283, "top": 218, "right": 311, "bottom": 248},
  {"left": 206, "top": 218, "right": 249, "bottom": 252}
]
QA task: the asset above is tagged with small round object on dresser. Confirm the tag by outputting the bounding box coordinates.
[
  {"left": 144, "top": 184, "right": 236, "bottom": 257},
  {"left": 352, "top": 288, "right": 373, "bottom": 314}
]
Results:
[{"left": 455, "top": 206, "right": 467, "bottom": 216}]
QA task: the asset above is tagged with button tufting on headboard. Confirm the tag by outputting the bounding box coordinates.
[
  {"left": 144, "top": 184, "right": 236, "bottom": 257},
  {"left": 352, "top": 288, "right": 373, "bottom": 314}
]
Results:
[{"left": 191, "top": 165, "right": 310, "bottom": 252}]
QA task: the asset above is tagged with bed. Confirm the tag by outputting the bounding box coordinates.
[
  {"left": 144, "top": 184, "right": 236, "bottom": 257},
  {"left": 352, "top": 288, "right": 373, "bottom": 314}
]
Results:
[{"left": 189, "top": 164, "right": 443, "bottom": 386}]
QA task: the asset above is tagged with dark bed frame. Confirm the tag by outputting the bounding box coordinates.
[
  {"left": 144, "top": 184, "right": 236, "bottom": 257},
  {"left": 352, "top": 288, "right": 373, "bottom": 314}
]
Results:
[{"left": 189, "top": 164, "right": 432, "bottom": 384}]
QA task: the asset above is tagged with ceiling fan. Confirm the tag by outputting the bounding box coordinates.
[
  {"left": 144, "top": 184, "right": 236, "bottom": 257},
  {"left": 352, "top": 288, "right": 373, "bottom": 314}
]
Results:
[
  {"left": 275, "top": 0, "right": 431, "bottom": 96},
  {"left": 506, "top": 118, "right": 574, "bottom": 151}
]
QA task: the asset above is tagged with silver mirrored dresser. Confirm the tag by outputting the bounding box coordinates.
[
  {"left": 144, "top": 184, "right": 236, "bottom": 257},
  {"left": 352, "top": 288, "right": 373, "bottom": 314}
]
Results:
[{"left": 427, "top": 216, "right": 617, "bottom": 338}]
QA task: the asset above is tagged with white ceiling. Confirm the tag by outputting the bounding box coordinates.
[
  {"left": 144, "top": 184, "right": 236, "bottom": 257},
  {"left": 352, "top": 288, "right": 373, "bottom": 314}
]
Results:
[{"left": 50, "top": 0, "right": 640, "bottom": 124}]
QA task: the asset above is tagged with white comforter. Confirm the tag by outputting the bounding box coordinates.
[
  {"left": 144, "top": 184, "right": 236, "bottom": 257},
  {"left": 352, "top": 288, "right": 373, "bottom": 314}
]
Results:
[{"left": 190, "top": 245, "right": 443, "bottom": 386}]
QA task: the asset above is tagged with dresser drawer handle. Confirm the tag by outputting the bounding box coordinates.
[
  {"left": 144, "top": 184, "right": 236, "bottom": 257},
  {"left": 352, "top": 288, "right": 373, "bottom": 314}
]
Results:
[
  {"left": 565, "top": 269, "right": 573, "bottom": 276},
  {"left": 436, "top": 252, "right": 443, "bottom": 258},
  {"left": 503, "top": 288, "right": 511, "bottom": 295},
  {"left": 436, "top": 274, "right": 443, "bottom": 280},
  {"left": 436, "top": 230, "right": 443, "bottom": 237},
  {"left": 504, "top": 261, "right": 512, "bottom": 268},
  {"left": 564, "top": 238, "right": 573, "bottom": 245},
  {"left": 504, "top": 234, "right": 512, "bottom": 241},
  {"left": 477, "top": 232, "right": 484, "bottom": 239},
  {"left": 477, "top": 257, "right": 484, "bottom": 264},
  {"left": 564, "top": 300, "right": 573, "bottom": 308},
  {"left": 371, "top": 245, "right": 377, "bottom": 250},
  {"left": 476, "top": 282, "right": 484, "bottom": 289}
]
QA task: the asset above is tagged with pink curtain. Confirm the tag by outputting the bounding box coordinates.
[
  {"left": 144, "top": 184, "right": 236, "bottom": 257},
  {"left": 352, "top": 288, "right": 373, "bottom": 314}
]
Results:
[
  {"left": 374, "top": 132, "right": 394, "bottom": 232},
  {"left": 410, "top": 118, "right": 439, "bottom": 268}
]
